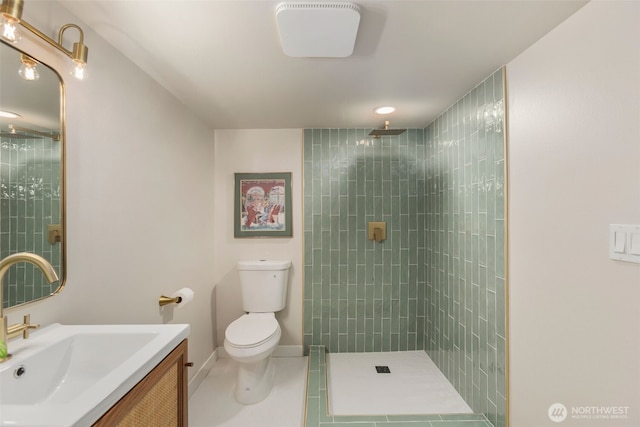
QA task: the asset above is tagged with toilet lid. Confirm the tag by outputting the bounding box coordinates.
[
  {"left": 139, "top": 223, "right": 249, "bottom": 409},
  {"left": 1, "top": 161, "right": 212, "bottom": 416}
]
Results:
[{"left": 226, "top": 314, "right": 279, "bottom": 348}]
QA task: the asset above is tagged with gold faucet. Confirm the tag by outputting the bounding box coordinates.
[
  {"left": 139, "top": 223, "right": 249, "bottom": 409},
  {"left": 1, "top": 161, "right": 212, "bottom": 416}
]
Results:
[
  {"left": 7, "top": 314, "right": 39, "bottom": 338},
  {"left": 0, "top": 253, "right": 59, "bottom": 363}
]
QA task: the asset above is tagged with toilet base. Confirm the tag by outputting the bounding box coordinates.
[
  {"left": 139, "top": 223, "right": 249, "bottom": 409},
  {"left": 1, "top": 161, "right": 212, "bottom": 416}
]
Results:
[{"left": 234, "top": 355, "right": 276, "bottom": 404}]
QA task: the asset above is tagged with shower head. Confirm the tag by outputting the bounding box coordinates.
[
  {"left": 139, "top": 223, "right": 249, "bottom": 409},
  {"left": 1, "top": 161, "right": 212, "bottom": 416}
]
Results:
[
  {"left": 369, "top": 120, "right": 406, "bottom": 137},
  {"left": 0, "top": 131, "right": 42, "bottom": 140},
  {"left": 0, "top": 125, "right": 59, "bottom": 140}
]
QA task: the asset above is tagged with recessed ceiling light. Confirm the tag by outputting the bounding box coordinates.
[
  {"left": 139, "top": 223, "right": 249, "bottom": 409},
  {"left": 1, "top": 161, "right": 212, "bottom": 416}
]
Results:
[
  {"left": 0, "top": 110, "right": 21, "bottom": 119},
  {"left": 373, "top": 106, "right": 396, "bottom": 115}
]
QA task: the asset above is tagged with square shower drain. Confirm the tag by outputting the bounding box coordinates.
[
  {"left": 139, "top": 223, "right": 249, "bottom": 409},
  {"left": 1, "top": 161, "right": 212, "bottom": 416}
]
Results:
[{"left": 375, "top": 365, "right": 391, "bottom": 373}]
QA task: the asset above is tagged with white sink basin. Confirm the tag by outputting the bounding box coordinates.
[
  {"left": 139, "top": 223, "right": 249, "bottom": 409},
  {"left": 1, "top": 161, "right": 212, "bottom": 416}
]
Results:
[{"left": 0, "top": 323, "right": 190, "bottom": 426}]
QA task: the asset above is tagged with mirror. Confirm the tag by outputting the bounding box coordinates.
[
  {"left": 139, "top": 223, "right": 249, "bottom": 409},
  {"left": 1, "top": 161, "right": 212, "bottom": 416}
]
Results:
[{"left": 0, "top": 40, "right": 65, "bottom": 309}]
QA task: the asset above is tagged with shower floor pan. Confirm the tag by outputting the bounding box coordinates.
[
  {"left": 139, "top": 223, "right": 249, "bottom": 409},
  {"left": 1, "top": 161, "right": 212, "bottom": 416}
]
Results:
[{"left": 327, "top": 351, "right": 473, "bottom": 415}]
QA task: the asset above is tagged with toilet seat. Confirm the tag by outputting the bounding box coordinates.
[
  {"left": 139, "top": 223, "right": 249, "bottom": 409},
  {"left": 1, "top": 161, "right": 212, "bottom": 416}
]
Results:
[{"left": 225, "top": 313, "right": 279, "bottom": 348}]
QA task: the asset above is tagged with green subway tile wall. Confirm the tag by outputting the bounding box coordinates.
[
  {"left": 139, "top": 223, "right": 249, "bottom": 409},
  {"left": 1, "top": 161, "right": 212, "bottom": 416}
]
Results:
[
  {"left": 0, "top": 136, "right": 62, "bottom": 308},
  {"left": 303, "top": 68, "right": 507, "bottom": 427},
  {"left": 423, "top": 68, "right": 506, "bottom": 427},
  {"left": 303, "top": 128, "right": 426, "bottom": 353}
]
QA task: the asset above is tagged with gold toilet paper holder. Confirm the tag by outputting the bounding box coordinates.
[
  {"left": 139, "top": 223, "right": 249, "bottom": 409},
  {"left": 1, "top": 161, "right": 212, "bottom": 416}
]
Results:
[{"left": 158, "top": 295, "right": 183, "bottom": 307}]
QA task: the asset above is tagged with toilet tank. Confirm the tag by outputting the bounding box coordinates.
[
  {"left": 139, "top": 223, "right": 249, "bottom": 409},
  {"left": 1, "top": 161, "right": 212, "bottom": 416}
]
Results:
[{"left": 237, "top": 260, "right": 291, "bottom": 312}]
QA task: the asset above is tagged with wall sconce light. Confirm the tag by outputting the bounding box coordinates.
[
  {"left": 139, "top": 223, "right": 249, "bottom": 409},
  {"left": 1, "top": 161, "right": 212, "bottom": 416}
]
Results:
[
  {"left": 0, "top": 0, "right": 22, "bottom": 43},
  {"left": 18, "top": 53, "right": 39, "bottom": 80},
  {"left": 0, "top": 0, "right": 89, "bottom": 81}
]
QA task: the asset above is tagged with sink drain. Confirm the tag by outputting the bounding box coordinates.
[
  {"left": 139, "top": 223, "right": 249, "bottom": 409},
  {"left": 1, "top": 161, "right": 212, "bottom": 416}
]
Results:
[
  {"left": 375, "top": 365, "right": 390, "bottom": 373},
  {"left": 14, "top": 365, "right": 26, "bottom": 378}
]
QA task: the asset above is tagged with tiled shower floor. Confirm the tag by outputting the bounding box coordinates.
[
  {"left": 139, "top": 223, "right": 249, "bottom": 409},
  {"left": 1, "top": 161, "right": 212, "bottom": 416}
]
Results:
[
  {"left": 306, "top": 346, "right": 493, "bottom": 427},
  {"left": 327, "top": 351, "right": 473, "bottom": 415}
]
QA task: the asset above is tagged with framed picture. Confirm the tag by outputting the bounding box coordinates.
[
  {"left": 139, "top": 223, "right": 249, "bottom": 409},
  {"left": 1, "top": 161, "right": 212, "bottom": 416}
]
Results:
[{"left": 234, "top": 172, "right": 292, "bottom": 238}]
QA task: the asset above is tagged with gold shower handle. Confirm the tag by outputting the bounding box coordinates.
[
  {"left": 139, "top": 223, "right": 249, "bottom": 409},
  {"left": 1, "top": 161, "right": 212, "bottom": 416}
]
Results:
[
  {"left": 47, "top": 224, "right": 63, "bottom": 244},
  {"left": 368, "top": 222, "right": 386, "bottom": 243},
  {"left": 374, "top": 228, "right": 383, "bottom": 242}
]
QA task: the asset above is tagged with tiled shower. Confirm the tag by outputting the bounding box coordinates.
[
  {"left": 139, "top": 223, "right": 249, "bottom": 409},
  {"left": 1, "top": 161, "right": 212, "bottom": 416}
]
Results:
[
  {"left": 303, "top": 68, "right": 506, "bottom": 427},
  {"left": 0, "top": 135, "right": 62, "bottom": 308},
  {"left": 303, "top": 126, "right": 427, "bottom": 353}
]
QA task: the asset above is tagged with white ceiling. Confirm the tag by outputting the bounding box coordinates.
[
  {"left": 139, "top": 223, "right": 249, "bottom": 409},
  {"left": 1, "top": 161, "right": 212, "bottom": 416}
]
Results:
[{"left": 60, "top": 0, "right": 588, "bottom": 130}]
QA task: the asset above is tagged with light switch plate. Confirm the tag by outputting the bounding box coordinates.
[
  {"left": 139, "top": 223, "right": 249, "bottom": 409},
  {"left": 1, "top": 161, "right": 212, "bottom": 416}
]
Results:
[
  {"left": 630, "top": 232, "right": 640, "bottom": 256},
  {"left": 614, "top": 231, "right": 626, "bottom": 253},
  {"left": 610, "top": 224, "right": 640, "bottom": 264}
]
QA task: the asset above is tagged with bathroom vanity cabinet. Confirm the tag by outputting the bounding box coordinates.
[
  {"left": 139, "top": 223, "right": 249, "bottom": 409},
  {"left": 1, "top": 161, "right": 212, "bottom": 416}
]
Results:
[{"left": 92, "top": 339, "right": 189, "bottom": 427}]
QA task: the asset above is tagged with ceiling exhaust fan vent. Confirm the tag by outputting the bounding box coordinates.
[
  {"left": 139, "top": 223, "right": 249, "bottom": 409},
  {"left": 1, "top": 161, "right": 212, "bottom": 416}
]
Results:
[{"left": 275, "top": 2, "right": 361, "bottom": 58}]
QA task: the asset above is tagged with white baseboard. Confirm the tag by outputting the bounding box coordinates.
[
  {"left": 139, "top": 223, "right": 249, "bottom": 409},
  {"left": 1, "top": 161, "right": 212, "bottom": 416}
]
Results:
[
  {"left": 217, "top": 345, "right": 303, "bottom": 359},
  {"left": 273, "top": 345, "right": 304, "bottom": 357},
  {"left": 188, "top": 348, "right": 218, "bottom": 399}
]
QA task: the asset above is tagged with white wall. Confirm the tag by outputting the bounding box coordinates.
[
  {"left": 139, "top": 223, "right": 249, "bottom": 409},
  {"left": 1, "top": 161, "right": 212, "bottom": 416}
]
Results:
[
  {"left": 508, "top": 1, "right": 640, "bottom": 426},
  {"left": 7, "top": 2, "right": 217, "bottom": 387},
  {"left": 213, "top": 129, "right": 303, "bottom": 350},
  {"left": 12, "top": 1, "right": 640, "bottom": 423}
]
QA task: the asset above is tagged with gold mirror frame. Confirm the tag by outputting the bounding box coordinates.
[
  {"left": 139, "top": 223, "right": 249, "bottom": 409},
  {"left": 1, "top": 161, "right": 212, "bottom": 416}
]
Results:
[{"left": 0, "top": 40, "right": 66, "bottom": 309}]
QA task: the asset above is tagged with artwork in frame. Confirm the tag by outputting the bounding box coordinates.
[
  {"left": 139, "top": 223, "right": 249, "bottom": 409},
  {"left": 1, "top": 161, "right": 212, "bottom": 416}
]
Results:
[{"left": 234, "top": 172, "right": 292, "bottom": 238}]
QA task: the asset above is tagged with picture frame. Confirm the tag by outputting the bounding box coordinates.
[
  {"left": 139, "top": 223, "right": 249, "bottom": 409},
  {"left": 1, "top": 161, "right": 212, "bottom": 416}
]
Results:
[{"left": 234, "top": 172, "right": 292, "bottom": 238}]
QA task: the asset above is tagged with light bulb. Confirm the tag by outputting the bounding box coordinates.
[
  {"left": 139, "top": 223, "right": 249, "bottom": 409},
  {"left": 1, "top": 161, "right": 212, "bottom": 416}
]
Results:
[
  {"left": 0, "top": 14, "right": 21, "bottom": 43},
  {"left": 70, "top": 60, "right": 87, "bottom": 80},
  {"left": 19, "top": 61, "right": 39, "bottom": 81},
  {"left": 0, "top": 111, "right": 20, "bottom": 119}
]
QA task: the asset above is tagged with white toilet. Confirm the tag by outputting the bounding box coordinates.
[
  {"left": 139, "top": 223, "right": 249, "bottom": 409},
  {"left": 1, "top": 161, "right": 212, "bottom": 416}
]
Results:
[{"left": 223, "top": 259, "right": 291, "bottom": 404}]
